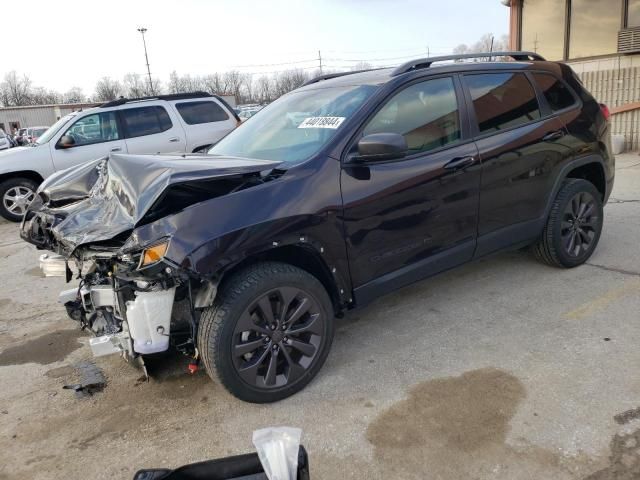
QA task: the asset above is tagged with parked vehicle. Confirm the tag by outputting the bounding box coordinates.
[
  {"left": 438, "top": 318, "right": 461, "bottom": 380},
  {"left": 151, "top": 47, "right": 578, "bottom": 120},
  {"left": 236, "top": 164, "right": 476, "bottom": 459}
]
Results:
[
  {"left": 24, "top": 126, "right": 50, "bottom": 144},
  {"left": 21, "top": 52, "right": 613, "bottom": 403},
  {"left": 15, "top": 128, "right": 28, "bottom": 146},
  {"left": 0, "top": 130, "right": 11, "bottom": 151},
  {"left": 0, "top": 92, "right": 240, "bottom": 221}
]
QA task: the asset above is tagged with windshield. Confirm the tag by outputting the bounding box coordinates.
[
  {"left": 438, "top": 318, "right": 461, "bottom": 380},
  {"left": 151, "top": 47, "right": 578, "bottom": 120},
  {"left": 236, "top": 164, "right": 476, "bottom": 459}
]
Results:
[
  {"left": 208, "top": 85, "right": 378, "bottom": 164},
  {"left": 36, "top": 114, "right": 75, "bottom": 145}
]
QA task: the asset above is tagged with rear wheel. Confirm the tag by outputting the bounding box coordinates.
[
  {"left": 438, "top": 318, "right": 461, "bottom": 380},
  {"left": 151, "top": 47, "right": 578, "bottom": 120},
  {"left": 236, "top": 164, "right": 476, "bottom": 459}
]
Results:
[
  {"left": 533, "top": 179, "right": 603, "bottom": 268},
  {"left": 0, "top": 177, "right": 38, "bottom": 222},
  {"left": 197, "top": 261, "right": 335, "bottom": 403}
]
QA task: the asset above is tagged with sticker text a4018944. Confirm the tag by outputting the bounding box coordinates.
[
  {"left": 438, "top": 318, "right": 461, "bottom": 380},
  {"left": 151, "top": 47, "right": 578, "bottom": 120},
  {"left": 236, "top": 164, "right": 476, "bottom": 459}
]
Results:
[{"left": 298, "top": 116, "right": 346, "bottom": 129}]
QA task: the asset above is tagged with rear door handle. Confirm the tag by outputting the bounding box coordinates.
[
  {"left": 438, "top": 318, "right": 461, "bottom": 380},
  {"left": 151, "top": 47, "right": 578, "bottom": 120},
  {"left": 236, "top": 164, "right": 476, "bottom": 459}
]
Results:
[
  {"left": 110, "top": 147, "right": 122, "bottom": 152},
  {"left": 168, "top": 137, "right": 180, "bottom": 143},
  {"left": 542, "top": 130, "right": 565, "bottom": 142},
  {"left": 444, "top": 156, "right": 476, "bottom": 170}
]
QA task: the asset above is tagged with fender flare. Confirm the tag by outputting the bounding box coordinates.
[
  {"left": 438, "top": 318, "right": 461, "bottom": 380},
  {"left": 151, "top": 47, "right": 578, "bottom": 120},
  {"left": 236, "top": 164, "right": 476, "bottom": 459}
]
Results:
[
  {"left": 188, "top": 231, "right": 352, "bottom": 311},
  {"left": 543, "top": 154, "right": 607, "bottom": 219}
]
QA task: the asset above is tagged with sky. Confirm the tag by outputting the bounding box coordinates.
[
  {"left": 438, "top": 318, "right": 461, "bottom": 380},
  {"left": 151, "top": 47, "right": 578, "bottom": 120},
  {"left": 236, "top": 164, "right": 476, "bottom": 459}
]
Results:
[{"left": 2, "top": 0, "right": 509, "bottom": 95}]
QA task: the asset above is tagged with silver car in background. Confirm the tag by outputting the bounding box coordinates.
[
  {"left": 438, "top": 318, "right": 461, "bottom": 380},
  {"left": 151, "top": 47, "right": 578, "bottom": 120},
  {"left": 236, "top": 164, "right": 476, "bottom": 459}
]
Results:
[{"left": 0, "top": 130, "right": 10, "bottom": 151}]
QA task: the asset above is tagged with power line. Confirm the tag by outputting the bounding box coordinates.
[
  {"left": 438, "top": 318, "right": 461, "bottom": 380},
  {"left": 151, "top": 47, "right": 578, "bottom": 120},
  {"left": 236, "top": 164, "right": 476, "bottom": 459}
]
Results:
[{"left": 231, "top": 58, "right": 317, "bottom": 68}]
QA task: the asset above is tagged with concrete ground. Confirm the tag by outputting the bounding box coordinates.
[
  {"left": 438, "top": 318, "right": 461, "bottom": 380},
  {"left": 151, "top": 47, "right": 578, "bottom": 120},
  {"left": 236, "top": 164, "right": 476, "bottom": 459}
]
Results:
[{"left": 1, "top": 154, "right": 640, "bottom": 480}]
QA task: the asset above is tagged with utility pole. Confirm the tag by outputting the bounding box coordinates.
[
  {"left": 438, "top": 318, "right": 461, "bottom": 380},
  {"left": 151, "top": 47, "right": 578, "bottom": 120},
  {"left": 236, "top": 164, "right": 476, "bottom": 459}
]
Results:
[
  {"left": 137, "top": 27, "right": 154, "bottom": 95},
  {"left": 489, "top": 35, "right": 494, "bottom": 62},
  {"left": 533, "top": 33, "right": 539, "bottom": 53},
  {"left": 427, "top": 45, "right": 430, "bottom": 58},
  {"left": 318, "top": 50, "right": 323, "bottom": 75}
]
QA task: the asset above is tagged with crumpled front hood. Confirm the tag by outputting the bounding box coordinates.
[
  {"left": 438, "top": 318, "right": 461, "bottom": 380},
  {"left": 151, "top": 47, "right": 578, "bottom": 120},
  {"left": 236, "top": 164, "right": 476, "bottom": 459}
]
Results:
[{"left": 20, "top": 153, "right": 282, "bottom": 256}]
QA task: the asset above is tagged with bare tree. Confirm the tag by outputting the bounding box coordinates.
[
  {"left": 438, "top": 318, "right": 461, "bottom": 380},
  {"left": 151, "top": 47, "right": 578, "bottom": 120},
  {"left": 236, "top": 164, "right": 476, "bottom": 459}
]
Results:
[
  {"left": 255, "top": 75, "right": 274, "bottom": 104},
  {"left": 62, "top": 87, "right": 86, "bottom": 104},
  {"left": 273, "top": 70, "right": 309, "bottom": 97},
  {"left": 0, "top": 71, "right": 32, "bottom": 106},
  {"left": 167, "top": 71, "right": 184, "bottom": 94},
  {"left": 221, "top": 70, "right": 245, "bottom": 98},
  {"left": 94, "top": 77, "right": 123, "bottom": 101},
  {"left": 123, "top": 73, "right": 152, "bottom": 98},
  {"left": 453, "top": 44, "right": 470, "bottom": 56},
  {"left": 352, "top": 61, "right": 373, "bottom": 71},
  {"left": 202, "top": 73, "right": 224, "bottom": 95},
  {"left": 29, "top": 87, "right": 60, "bottom": 105}
]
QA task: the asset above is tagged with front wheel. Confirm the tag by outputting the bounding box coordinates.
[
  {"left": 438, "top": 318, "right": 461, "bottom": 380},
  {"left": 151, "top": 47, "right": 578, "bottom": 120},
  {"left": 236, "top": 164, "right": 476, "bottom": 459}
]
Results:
[
  {"left": 197, "top": 262, "right": 335, "bottom": 403},
  {"left": 0, "top": 177, "right": 38, "bottom": 222},
  {"left": 533, "top": 178, "right": 604, "bottom": 268}
]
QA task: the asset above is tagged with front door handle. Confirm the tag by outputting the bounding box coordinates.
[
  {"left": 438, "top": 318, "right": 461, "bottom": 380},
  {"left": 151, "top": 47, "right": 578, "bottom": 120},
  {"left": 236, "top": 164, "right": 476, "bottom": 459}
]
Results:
[
  {"left": 168, "top": 137, "right": 180, "bottom": 143},
  {"left": 110, "top": 147, "right": 122, "bottom": 152},
  {"left": 542, "top": 130, "right": 565, "bottom": 142},
  {"left": 444, "top": 155, "right": 476, "bottom": 170}
]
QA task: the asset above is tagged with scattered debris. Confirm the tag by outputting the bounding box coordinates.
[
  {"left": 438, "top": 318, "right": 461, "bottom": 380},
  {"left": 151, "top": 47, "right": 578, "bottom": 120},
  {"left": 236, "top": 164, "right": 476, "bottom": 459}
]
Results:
[
  {"left": 615, "top": 408, "right": 640, "bottom": 426},
  {"left": 63, "top": 361, "right": 106, "bottom": 398}
]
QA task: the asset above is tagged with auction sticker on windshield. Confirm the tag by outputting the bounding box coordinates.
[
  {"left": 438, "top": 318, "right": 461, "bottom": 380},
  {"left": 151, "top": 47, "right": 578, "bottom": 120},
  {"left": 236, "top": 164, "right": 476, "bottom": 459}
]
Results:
[{"left": 298, "top": 116, "right": 346, "bottom": 129}]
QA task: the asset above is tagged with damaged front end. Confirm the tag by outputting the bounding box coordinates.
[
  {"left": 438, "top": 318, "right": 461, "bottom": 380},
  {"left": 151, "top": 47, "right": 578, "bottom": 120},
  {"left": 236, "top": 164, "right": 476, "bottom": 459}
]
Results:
[{"left": 21, "top": 153, "right": 282, "bottom": 364}]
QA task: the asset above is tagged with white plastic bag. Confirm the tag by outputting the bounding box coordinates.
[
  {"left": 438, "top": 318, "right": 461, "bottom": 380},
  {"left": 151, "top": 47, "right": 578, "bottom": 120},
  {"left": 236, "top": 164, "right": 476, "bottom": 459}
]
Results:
[{"left": 252, "top": 427, "right": 302, "bottom": 480}]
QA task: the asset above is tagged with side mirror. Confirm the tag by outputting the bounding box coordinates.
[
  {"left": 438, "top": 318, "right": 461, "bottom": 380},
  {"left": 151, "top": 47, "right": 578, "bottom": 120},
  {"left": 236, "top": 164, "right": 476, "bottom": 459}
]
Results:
[
  {"left": 354, "top": 133, "right": 408, "bottom": 162},
  {"left": 58, "top": 135, "right": 75, "bottom": 149}
]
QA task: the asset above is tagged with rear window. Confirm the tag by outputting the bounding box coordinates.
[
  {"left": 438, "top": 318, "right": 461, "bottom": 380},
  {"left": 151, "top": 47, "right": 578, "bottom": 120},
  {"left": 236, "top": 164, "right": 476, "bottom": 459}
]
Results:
[
  {"left": 121, "top": 106, "right": 173, "bottom": 138},
  {"left": 175, "top": 101, "right": 229, "bottom": 125},
  {"left": 465, "top": 73, "right": 541, "bottom": 134},
  {"left": 532, "top": 73, "right": 577, "bottom": 112}
]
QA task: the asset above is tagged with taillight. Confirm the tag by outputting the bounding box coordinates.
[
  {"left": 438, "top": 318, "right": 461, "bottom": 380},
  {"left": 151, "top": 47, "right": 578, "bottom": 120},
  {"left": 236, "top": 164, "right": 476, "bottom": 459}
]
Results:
[{"left": 600, "top": 103, "right": 611, "bottom": 121}]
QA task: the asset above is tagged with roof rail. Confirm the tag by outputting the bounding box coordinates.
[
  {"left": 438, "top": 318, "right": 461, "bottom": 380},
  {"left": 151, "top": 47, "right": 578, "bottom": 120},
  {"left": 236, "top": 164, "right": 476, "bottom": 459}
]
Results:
[
  {"left": 301, "top": 68, "right": 380, "bottom": 87},
  {"left": 99, "top": 91, "right": 213, "bottom": 108},
  {"left": 391, "top": 51, "right": 546, "bottom": 76}
]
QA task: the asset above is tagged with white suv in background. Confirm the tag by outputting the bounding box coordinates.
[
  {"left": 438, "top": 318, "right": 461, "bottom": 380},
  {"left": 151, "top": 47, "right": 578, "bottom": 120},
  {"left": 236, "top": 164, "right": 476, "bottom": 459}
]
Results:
[{"left": 0, "top": 92, "right": 240, "bottom": 221}]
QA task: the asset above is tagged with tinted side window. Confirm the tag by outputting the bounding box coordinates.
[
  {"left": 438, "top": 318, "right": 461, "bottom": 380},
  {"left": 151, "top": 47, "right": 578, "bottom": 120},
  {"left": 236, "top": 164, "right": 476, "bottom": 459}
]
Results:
[
  {"left": 532, "top": 73, "right": 577, "bottom": 112},
  {"left": 175, "top": 101, "right": 229, "bottom": 125},
  {"left": 121, "top": 106, "right": 173, "bottom": 138},
  {"left": 465, "top": 73, "right": 541, "bottom": 134},
  {"left": 363, "top": 77, "right": 461, "bottom": 154},
  {"left": 63, "top": 112, "right": 120, "bottom": 147}
]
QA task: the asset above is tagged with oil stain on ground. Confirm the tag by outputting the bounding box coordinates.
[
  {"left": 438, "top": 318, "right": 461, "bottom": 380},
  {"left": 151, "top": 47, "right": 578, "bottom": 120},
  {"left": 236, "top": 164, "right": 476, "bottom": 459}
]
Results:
[
  {"left": 584, "top": 429, "right": 640, "bottom": 480},
  {"left": 366, "top": 368, "right": 572, "bottom": 479},
  {"left": 24, "top": 266, "right": 44, "bottom": 278},
  {"left": 0, "top": 329, "right": 84, "bottom": 366}
]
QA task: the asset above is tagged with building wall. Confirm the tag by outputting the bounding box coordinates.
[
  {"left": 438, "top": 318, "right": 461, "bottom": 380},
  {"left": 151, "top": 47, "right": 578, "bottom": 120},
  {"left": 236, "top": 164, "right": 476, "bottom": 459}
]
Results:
[
  {"left": 0, "top": 103, "right": 98, "bottom": 134},
  {"left": 572, "top": 63, "right": 640, "bottom": 150}
]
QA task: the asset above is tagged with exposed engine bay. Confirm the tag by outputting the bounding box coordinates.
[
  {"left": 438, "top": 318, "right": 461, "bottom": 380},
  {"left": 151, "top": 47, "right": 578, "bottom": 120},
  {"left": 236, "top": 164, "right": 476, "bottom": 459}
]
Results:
[{"left": 21, "top": 153, "right": 283, "bottom": 365}]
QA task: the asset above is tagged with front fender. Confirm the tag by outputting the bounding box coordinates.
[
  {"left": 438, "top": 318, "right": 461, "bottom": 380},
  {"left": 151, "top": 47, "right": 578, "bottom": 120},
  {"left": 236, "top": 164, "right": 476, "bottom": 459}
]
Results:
[{"left": 187, "top": 218, "right": 351, "bottom": 303}]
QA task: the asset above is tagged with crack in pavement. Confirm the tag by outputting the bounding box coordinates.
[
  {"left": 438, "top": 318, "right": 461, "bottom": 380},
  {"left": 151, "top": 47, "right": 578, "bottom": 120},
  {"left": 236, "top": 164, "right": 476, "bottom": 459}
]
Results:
[
  {"left": 618, "top": 160, "right": 640, "bottom": 169},
  {"left": 607, "top": 198, "right": 640, "bottom": 204},
  {"left": 586, "top": 263, "right": 640, "bottom": 277}
]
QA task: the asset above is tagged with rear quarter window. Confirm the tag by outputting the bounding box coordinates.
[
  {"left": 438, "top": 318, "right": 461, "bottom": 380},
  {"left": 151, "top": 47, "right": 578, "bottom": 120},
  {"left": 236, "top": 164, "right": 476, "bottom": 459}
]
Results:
[
  {"left": 532, "top": 73, "right": 578, "bottom": 112},
  {"left": 175, "top": 100, "right": 230, "bottom": 125},
  {"left": 465, "top": 72, "right": 541, "bottom": 134},
  {"left": 121, "top": 106, "right": 173, "bottom": 138}
]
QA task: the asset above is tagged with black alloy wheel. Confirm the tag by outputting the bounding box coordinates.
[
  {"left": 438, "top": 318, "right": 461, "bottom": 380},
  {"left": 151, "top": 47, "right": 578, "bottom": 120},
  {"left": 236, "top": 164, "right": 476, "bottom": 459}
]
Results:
[
  {"left": 198, "top": 262, "right": 334, "bottom": 403},
  {"left": 232, "top": 286, "right": 324, "bottom": 389},
  {"left": 561, "top": 191, "right": 599, "bottom": 258},
  {"left": 533, "top": 178, "right": 604, "bottom": 268}
]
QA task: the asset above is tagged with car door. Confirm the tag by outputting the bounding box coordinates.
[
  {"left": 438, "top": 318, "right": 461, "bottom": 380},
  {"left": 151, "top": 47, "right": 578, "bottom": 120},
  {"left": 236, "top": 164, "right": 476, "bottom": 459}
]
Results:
[
  {"left": 120, "top": 105, "right": 187, "bottom": 154},
  {"left": 170, "top": 99, "right": 237, "bottom": 152},
  {"left": 340, "top": 76, "right": 481, "bottom": 302},
  {"left": 462, "top": 71, "right": 572, "bottom": 257},
  {"left": 50, "top": 111, "right": 127, "bottom": 171}
]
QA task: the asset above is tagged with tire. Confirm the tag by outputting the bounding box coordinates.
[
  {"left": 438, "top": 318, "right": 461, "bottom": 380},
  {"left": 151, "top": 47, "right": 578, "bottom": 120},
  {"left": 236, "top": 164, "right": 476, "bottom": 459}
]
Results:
[
  {"left": 533, "top": 178, "right": 603, "bottom": 268},
  {"left": 0, "top": 177, "right": 38, "bottom": 222},
  {"left": 197, "top": 261, "right": 335, "bottom": 403}
]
